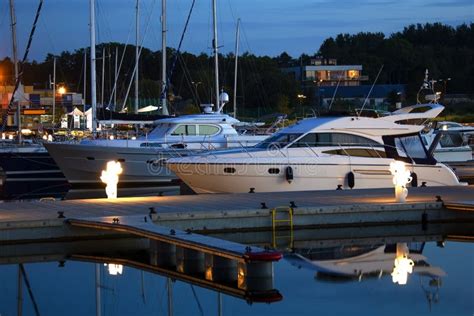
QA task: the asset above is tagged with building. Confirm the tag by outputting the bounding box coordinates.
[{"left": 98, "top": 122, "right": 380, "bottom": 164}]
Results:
[
  {"left": 0, "top": 84, "right": 84, "bottom": 129},
  {"left": 282, "top": 57, "right": 368, "bottom": 87},
  {"left": 282, "top": 57, "right": 406, "bottom": 110}
]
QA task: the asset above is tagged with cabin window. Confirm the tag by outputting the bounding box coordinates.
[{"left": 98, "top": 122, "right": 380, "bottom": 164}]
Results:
[
  {"left": 439, "top": 133, "right": 464, "bottom": 148},
  {"left": 323, "top": 149, "right": 386, "bottom": 158},
  {"left": 198, "top": 124, "right": 220, "bottom": 136},
  {"left": 290, "top": 133, "right": 380, "bottom": 148},
  {"left": 223, "top": 167, "right": 236, "bottom": 174},
  {"left": 255, "top": 133, "right": 302, "bottom": 149},
  {"left": 268, "top": 168, "right": 280, "bottom": 174},
  {"left": 171, "top": 125, "right": 197, "bottom": 136}
]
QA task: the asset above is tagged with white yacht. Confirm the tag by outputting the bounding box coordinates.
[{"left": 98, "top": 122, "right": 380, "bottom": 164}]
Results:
[
  {"left": 44, "top": 109, "right": 268, "bottom": 189},
  {"left": 166, "top": 104, "right": 463, "bottom": 194}
]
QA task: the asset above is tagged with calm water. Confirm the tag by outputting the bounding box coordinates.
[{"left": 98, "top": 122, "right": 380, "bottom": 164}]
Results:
[{"left": 0, "top": 238, "right": 472, "bottom": 316}]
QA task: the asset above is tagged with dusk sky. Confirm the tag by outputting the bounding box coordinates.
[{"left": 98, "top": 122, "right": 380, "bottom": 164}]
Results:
[{"left": 0, "top": 0, "right": 472, "bottom": 62}]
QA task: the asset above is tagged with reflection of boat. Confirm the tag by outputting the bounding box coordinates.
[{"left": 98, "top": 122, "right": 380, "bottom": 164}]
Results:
[
  {"left": 167, "top": 104, "right": 462, "bottom": 193},
  {"left": 286, "top": 244, "right": 445, "bottom": 281}
]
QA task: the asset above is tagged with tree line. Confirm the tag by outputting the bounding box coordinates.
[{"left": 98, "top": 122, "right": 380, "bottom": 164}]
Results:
[{"left": 0, "top": 22, "right": 472, "bottom": 118}]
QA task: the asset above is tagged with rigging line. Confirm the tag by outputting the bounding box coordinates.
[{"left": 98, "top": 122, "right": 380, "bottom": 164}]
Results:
[
  {"left": 120, "top": 0, "right": 158, "bottom": 111},
  {"left": 239, "top": 22, "right": 270, "bottom": 112},
  {"left": 190, "top": 285, "right": 204, "bottom": 316},
  {"left": 328, "top": 77, "right": 342, "bottom": 110},
  {"left": 106, "top": 19, "right": 134, "bottom": 108},
  {"left": 166, "top": 0, "right": 197, "bottom": 100},
  {"left": 1, "top": 0, "right": 44, "bottom": 132},
  {"left": 359, "top": 64, "right": 384, "bottom": 116},
  {"left": 19, "top": 264, "right": 41, "bottom": 316},
  {"left": 177, "top": 53, "right": 200, "bottom": 108}
]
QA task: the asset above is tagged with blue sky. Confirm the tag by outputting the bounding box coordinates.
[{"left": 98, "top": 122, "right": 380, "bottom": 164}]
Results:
[{"left": 0, "top": 0, "right": 472, "bottom": 62}]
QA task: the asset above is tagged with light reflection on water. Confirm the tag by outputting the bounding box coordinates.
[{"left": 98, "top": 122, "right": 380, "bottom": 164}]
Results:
[{"left": 0, "top": 240, "right": 473, "bottom": 315}]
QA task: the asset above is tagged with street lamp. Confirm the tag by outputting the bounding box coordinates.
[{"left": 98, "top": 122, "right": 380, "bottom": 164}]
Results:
[{"left": 57, "top": 86, "right": 67, "bottom": 95}]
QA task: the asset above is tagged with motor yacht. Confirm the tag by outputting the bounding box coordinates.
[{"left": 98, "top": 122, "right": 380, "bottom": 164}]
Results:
[
  {"left": 44, "top": 109, "right": 268, "bottom": 189},
  {"left": 166, "top": 104, "right": 463, "bottom": 194}
]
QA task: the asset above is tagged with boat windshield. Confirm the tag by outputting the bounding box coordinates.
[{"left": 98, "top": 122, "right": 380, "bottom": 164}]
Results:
[
  {"left": 145, "top": 123, "right": 174, "bottom": 139},
  {"left": 255, "top": 133, "right": 302, "bottom": 149}
]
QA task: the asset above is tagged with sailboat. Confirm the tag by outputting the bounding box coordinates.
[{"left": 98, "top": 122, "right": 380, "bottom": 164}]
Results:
[{"left": 0, "top": 0, "right": 68, "bottom": 199}]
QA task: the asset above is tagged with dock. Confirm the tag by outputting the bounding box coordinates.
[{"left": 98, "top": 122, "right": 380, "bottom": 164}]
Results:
[{"left": 1, "top": 185, "right": 473, "bottom": 243}]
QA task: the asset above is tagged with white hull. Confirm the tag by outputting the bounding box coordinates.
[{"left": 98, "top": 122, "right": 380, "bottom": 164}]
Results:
[
  {"left": 45, "top": 143, "right": 178, "bottom": 186},
  {"left": 168, "top": 157, "right": 462, "bottom": 194}
]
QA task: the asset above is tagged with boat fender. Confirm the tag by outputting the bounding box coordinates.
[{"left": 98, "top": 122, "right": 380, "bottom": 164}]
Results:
[
  {"left": 285, "top": 166, "right": 294, "bottom": 183},
  {"left": 347, "top": 171, "right": 355, "bottom": 189},
  {"left": 411, "top": 172, "right": 418, "bottom": 187}
]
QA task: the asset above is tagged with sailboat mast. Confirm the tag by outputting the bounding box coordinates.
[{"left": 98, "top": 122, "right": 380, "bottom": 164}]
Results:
[
  {"left": 9, "top": 0, "right": 20, "bottom": 141},
  {"left": 161, "top": 0, "right": 169, "bottom": 115},
  {"left": 90, "top": 0, "right": 97, "bottom": 132},
  {"left": 212, "top": 0, "right": 220, "bottom": 110},
  {"left": 135, "top": 0, "right": 139, "bottom": 114},
  {"left": 233, "top": 18, "right": 240, "bottom": 118}
]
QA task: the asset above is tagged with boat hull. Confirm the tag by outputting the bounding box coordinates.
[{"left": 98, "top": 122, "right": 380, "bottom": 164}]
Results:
[
  {"left": 0, "top": 151, "right": 69, "bottom": 199},
  {"left": 167, "top": 158, "right": 462, "bottom": 194},
  {"left": 44, "top": 142, "right": 180, "bottom": 187}
]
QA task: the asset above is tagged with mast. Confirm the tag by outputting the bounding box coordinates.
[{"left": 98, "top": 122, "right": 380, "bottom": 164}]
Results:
[
  {"left": 233, "top": 18, "right": 240, "bottom": 118},
  {"left": 212, "top": 0, "right": 219, "bottom": 110},
  {"left": 9, "top": 0, "right": 20, "bottom": 142},
  {"left": 83, "top": 49, "right": 87, "bottom": 112},
  {"left": 160, "top": 0, "right": 169, "bottom": 115},
  {"left": 52, "top": 57, "right": 56, "bottom": 125},
  {"left": 90, "top": 0, "right": 97, "bottom": 132},
  {"left": 114, "top": 46, "right": 118, "bottom": 108},
  {"left": 135, "top": 0, "right": 139, "bottom": 113},
  {"left": 101, "top": 47, "right": 105, "bottom": 108}
]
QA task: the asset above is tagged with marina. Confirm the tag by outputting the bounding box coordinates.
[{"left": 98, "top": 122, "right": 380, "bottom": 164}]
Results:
[{"left": 0, "top": 0, "right": 473, "bottom": 315}]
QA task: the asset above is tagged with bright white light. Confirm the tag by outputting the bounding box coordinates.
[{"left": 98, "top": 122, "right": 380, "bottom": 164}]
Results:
[
  {"left": 391, "top": 243, "right": 414, "bottom": 285},
  {"left": 389, "top": 161, "right": 412, "bottom": 203},
  {"left": 131, "top": 136, "right": 136, "bottom": 140},
  {"left": 100, "top": 161, "right": 123, "bottom": 199},
  {"left": 1, "top": 133, "right": 5, "bottom": 140},
  {"left": 47, "top": 135, "right": 53, "bottom": 142},
  {"left": 109, "top": 135, "right": 115, "bottom": 140},
  {"left": 8, "top": 134, "right": 13, "bottom": 140},
  {"left": 104, "top": 263, "right": 123, "bottom": 276},
  {"left": 42, "top": 135, "right": 47, "bottom": 140}
]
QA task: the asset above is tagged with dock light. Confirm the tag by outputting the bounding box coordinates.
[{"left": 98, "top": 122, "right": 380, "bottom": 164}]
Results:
[
  {"left": 42, "top": 135, "right": 47, "bottom": 140},
  {"left": 109, "top": 135, "right": 114, "bottom": 140},
  {"left": 131, "top": 136, "right": 136, "bottom": 140},
  {"left": 389, "top": 161, "right": 412, "bottom": 203},
  {"left": 8, "top": 134, "right": 13, "bottom": 140},
  {"left": 391, "top": 243, "right": 414, "bottom": 285},
  {"left": 104, "top": 263, "right": 123, "bottom": 276},
  {"left": 100, "top": 161, "right": 123, "bottom": 199},
  {"left": 47, "top": 135, "right": 53, "bottom": 142},
  {"left": 1, "top": 132, "right": 5, "bottom": 140}
]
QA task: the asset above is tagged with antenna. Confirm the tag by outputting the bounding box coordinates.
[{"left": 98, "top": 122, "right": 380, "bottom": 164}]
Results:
[{"left": 359, "top": 64, "right": 384, "bottom": 116}]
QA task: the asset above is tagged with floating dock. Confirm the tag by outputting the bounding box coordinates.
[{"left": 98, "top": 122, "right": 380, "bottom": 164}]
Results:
[{"left": 1, "top": 185, "right": 473, "bottom": 243}]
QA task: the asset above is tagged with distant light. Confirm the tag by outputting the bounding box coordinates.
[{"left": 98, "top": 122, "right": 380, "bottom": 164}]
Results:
[
  {"left": 42, "top": 135, "right": 48, "bottom": 140},
  {"left": 48, "top": 135, "right": 53, "bottom": 142},
  {"left": 104, "top": 263, "right": 123, "bottom": 276},
  {"left": 21, "top": 129, "right": 32, "bottom": 136},
  {"left": 131, "top": 136, "right": 136, "bottom": 140},
  {"left": 109, "top": 135, "right": 115, "bottom": 140},
  {"left": 8, "top": 134, "right": 13, "bottom": 140},
  {"left": 1, "top": 132, "right": 5, "bottom": 140},
  {"left": 442, "top": 125, "right": 448, "bottom": 131},
  {"left": 58, "top": 86, "right": 67, "bottom": 95}
]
